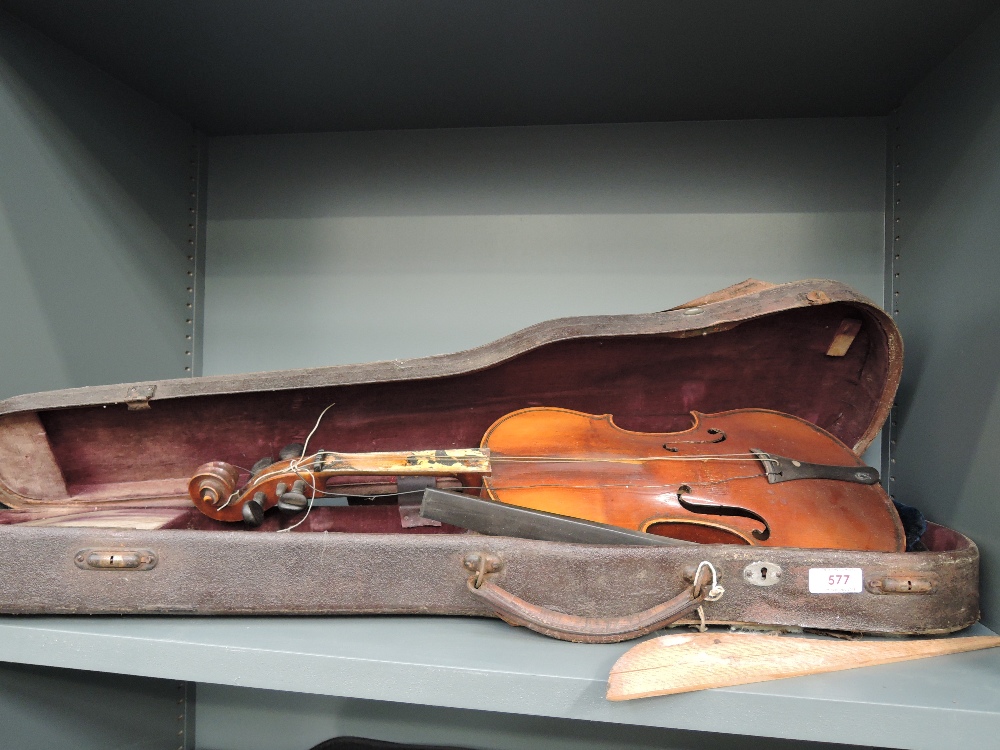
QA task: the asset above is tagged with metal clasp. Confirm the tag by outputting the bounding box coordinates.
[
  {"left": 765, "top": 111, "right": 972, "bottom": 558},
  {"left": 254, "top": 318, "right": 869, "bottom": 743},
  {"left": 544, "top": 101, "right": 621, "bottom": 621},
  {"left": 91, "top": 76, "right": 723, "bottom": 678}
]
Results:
[
  {"left": 75, "top": 549, "right": 157, "bottom": 571},
  {"left": 463, "top": 553, "right": 502, "bottom": 589},
  {"left": 867, "top": 575, "right": 936, "bottom": 595}
]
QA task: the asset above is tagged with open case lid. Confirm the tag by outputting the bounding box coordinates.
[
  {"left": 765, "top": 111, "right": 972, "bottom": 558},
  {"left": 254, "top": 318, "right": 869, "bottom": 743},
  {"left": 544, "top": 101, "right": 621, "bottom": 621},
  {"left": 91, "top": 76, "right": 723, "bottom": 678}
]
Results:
[{"left": 0, "top": 279, "right": 900, "bottom": 512}]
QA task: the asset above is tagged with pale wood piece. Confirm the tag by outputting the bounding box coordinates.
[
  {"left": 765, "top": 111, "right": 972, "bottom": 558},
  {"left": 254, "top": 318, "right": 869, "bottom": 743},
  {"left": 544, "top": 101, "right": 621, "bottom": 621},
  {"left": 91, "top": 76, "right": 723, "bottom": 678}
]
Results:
[
  {"left": 607, "top": 632, "right": 1000, "bottom": 700},
  {"left": 67, "top": 477, "right": 190, "bottom": 503},
  {"left": 0, "top": 412, "right": 69, "bottom": 504},
  {"left": 826, "top": 318, "right": 863, "bottom": 357},
  {"left": 18, "top": 507, "right": 190, "bottom": 529},
  {"left": 665, "top": 278, "right": 777, "bottom": 310},
  {"left": 321, "top": 448, "right": 491, "bottom": 476}
]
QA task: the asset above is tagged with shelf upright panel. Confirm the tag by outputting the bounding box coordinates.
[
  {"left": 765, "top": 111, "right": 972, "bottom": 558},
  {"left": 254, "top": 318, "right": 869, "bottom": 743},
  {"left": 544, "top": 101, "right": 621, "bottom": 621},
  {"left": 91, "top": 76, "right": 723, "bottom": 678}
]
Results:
[
  {"left": 890, "top": 6, "right": 1000, "bottom": 630},
  {"left": 0, "top": 10, "right": 198, "bottom": 401}
]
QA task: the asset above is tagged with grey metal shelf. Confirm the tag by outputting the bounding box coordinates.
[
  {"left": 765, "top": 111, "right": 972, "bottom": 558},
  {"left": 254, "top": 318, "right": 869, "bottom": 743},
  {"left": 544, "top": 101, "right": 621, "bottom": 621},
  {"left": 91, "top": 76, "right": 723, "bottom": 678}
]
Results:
[
  {"left": 1, "top": 3, "right": 999, "bottom": 749},
  {"left": 0, "top": 615, "right": 997, "bottom": 750}
]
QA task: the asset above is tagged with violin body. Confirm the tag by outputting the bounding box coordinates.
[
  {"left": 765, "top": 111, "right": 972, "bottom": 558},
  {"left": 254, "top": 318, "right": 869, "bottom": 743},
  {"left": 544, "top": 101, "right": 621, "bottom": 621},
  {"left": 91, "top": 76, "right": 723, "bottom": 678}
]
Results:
[
  {"left": 189, "top": 407, "right": 904, "bottom": 552},
  {"left": 481, "top": 408, "right": 904, "bottom": 552}
]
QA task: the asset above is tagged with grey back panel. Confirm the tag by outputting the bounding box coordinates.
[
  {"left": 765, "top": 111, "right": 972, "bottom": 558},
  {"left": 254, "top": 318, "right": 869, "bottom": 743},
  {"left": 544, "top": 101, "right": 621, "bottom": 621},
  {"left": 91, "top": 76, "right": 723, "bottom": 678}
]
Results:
[
  {"left": 204, "top": 118, "right": 887, "bottom": 375},
  {"left": 0, "top": 11, "right": 196, "bottom": 400},
  {"left": 893, "top": 8, "right": 1000, "bottom": 628}
]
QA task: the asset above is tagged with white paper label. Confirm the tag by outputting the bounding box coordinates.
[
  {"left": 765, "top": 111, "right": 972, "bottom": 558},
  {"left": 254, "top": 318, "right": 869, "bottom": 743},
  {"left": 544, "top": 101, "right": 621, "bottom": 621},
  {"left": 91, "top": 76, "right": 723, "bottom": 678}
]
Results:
[{"left": 809, "top": 568, "right": 863, "bottom": 593}]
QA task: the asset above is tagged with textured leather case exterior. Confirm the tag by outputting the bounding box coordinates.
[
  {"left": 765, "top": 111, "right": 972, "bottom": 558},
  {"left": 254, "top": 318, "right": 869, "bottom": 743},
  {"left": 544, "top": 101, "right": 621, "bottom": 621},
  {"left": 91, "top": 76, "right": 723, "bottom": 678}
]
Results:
[
  {"left": 0, "top": 279, "right": 978, "bottom": 637},
  {"left": 0, "top": 523, "right": 977, "bottom": 635}
]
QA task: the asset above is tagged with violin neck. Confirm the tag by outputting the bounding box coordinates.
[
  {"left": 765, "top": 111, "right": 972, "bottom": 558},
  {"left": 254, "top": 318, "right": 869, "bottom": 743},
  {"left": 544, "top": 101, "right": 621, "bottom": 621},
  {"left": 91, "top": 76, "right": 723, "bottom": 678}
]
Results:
[{"left": 313, "top": 447, "right": 491, "bottom": 477}]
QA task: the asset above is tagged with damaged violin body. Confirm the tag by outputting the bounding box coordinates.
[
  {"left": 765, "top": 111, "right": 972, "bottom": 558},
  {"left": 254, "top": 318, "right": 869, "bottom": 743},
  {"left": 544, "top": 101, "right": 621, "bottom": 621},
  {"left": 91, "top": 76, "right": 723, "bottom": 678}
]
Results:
[{"left": 190, "top": 406, "right": 905, "bottom": 552}]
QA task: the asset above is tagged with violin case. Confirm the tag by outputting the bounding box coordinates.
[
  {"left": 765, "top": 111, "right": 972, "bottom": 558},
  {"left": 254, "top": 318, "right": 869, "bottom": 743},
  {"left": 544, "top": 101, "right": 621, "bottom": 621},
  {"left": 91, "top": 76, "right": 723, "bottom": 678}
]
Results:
[{"left": 0, "top": 279, "right": 979, "bottom": 642}]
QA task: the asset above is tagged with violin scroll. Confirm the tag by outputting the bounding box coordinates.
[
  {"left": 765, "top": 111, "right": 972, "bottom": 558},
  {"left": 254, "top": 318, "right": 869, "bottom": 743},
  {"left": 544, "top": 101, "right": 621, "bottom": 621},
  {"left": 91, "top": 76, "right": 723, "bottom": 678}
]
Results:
[
  {"left": 189, "top": 461, "right": 240, "bottom": 512},
  {"left": 188, "top": 458, "right": 318, "bottom": 524}
]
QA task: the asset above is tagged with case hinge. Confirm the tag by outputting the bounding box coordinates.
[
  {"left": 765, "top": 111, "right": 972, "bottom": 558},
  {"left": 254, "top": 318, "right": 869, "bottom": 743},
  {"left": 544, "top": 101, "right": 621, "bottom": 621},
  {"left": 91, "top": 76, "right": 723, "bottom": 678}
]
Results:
[
  {"left": 463, "top": 553, "right": 502, "bottom": 588},
  {"left": 124, "top": 384, "right": 157, "bottom": 410}
]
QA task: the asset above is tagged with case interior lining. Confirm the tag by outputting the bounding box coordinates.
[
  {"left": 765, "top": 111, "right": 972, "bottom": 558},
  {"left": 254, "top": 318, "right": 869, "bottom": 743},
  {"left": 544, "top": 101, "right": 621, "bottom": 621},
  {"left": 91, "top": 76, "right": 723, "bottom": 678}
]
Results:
[{"left": 37, "top": 303, "right": 888, "bottom": 496}]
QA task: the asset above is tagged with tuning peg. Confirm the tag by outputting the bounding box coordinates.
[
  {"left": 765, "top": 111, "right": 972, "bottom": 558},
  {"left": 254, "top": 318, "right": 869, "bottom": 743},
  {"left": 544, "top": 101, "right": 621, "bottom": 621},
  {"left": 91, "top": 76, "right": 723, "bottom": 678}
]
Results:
[
  {"left": 242, "top": 491, "right": 266, "bottom": 527},
  {"left": 279, "top": 443, "right": 305, "bottom": 461},
  {"left": 250, "top": 456, "right": 274, "bottom": 475},
  {"left": 277, "top": 479, "right": 308, "bottom": 514}
]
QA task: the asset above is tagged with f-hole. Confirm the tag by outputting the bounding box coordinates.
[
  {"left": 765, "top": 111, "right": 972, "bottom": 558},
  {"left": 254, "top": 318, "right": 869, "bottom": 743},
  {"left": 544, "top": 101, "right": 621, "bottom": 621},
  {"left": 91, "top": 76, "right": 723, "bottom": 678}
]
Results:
[{"left": 676, "top": 484, "right": 771, "bottom": 541}]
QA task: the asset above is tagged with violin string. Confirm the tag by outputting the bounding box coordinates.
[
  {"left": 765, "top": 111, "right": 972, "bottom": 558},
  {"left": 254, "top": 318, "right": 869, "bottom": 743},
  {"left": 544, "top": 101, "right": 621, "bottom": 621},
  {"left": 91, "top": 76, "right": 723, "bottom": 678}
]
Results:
[
  {"left": 222, "top": 383, "right": 792, "bottom": 517},
  {"left": 269, "top": 477, "right": 769, "bottom": 527},
  {"left": 297, "top": 473, "right": 766, "bottom": 501},
  {"left": 231, "top": 450, "right": 776, "bottom": 500},
  {"left": 275, "top": 466, "right": 319, "bottom": 533},
  {"left": 263, "top": 451, "right": 773, "bottom": 470},
  {"left": 219, "top": 404, "right": 336, "bottom": 514},
  {"left": 491, "top": 455, "right": 775, "bottom": 464},
  {"left": 229, "top": 447, "right": 778, "bottom": 512}
]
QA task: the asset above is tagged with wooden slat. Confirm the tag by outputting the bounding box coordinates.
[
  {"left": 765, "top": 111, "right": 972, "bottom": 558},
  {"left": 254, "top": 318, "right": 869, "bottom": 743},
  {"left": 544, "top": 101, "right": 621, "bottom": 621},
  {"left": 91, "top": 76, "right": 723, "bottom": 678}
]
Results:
[
  {"left": 826, "top": 318, "right": 863, "bottom": 357},
  {"left": 0, "top": 412, "right": 69, "bottom": 504},
  {"left": 17, "top": 507, "right": 190, "bottom": 529},
  {"left": 607, "top": 632, "right": 1000, "bottom": 700}
]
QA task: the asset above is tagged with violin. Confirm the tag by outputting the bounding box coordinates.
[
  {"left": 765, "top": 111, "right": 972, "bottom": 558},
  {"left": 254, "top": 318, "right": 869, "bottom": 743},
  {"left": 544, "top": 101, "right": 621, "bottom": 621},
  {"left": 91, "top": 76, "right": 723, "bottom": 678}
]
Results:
[{"left": 189, "top": 407, "right": 905, "bottom": 552}]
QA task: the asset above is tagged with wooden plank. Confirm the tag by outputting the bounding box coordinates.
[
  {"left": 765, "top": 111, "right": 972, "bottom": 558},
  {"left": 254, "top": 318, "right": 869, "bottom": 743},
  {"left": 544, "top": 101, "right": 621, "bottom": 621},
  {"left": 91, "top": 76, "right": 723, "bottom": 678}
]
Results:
[
  {"left": 607, "top": 632, "right": 1000, "bottom": 700},
  {"left": 826, "top": 318, "right": 863, "bottom": 356},
  {"left": 17, "top": 507, "right": 190, "bottom": 530},
  {"left": 0, "top": 412, "right": 69, "bottom": 504}
]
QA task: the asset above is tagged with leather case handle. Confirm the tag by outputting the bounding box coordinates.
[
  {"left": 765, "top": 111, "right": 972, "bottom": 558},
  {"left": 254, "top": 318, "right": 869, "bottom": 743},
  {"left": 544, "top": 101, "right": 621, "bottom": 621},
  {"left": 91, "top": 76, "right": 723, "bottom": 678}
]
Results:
[{"left": 465, "top": 557, "right": 719, "bottom": 643}]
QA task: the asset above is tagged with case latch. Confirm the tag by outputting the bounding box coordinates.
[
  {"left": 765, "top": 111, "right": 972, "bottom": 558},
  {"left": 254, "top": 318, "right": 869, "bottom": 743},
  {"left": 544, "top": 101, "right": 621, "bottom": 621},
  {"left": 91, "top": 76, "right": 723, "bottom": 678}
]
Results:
[
  {"left": 75, "top": 549, "right": 157, "bottom": 571},
  {"left": 867, "top": 575, "right": 936, "bottom": 594}
]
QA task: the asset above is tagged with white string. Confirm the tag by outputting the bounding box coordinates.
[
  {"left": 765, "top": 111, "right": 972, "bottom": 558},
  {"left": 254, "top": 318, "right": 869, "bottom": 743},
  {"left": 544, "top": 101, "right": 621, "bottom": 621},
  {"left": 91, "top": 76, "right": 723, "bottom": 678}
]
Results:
[
  {"left": 691, "top": 560, "right": 724, "bottom": 633},
  {"left": 219, "top": 404, "right": 337, "bottom": 512},
  {"left": 694, "top": 560, "right": 725, "bottom": 601},
  {"left": 695, "top": 605, "right": 708, "bottom": 633},
  {"left": 298, "top": 402, "right": 336, "bottom": 461},
  {"left": 276, "top": 404, "right": 335, "bottom": 533},
  {"left": 276, "top": 472, "right": 318, "bottom": 533}
]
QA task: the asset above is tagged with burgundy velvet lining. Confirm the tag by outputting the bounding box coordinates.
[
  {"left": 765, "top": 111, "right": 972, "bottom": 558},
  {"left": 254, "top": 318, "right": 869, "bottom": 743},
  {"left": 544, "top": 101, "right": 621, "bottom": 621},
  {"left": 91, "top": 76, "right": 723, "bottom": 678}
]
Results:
[
  {"left": 920, "top": 523, "right": 970, "bottom": 552},
  {"left": 158, "top": 505, "right": 466, "bottom": 534},
  {"left": 39, "top": 303, "right": 888, "bottom": 494},
  {"left": 0, "top": 507, "right": 969, "bottom": 551},
  {"left": 0, "top": 509, "right": 64, "bottom": 525}
]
